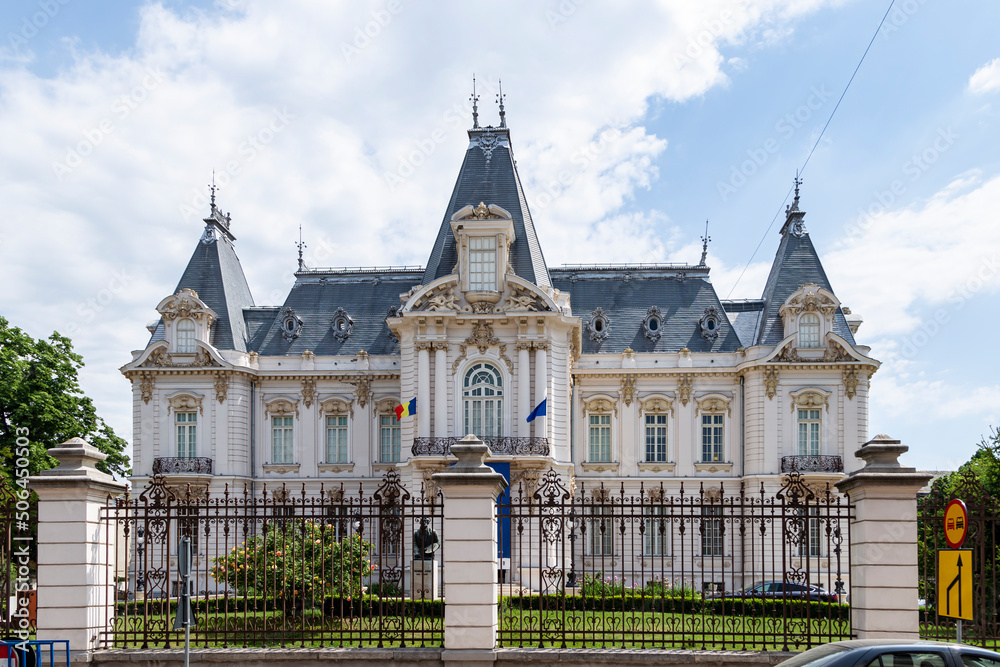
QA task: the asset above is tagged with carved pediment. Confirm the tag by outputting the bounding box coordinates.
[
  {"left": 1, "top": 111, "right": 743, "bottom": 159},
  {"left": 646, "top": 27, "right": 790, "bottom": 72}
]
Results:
[
  {"left": 640, "top": 394, "right": 674, "bottom": 415},
  {"left": 373, "top": 397, "right": 399, "bottom": 416},
  {"left": 156, "top": 289, "right": 217, "bottom": 325},
  {"left": 789, "top": 388, "right": 831, "bottom": 413},
  {"left": 780, "top": 283, "right": 840, "bottom": 319},
  {"left": 265, "top": 398, "right": 299, "bottom": 418},
  {"left": 451, "top": 202, "right": 511, "bottom": 221},
  {"left": 320, "top": 397, "right": 354, "bottom": 417},
  {"left": 584, "top": 396, "right": 618, "bottom": 418},
  {"left": 167, "top": 392, "right": 204, "bottom": 415},
  {"left": 696, "top": 393, "right": 732, "bottom": 417}
]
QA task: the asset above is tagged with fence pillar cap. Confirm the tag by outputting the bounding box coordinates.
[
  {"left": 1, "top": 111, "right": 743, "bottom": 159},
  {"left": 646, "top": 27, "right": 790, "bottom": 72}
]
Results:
[
  {"left": 30, "top": 437, "right": 126, "bottom": 492},
  {"left": 432, "top": 434, "right": 508, "bottom": 496},
  {"left": 836, "top": 434, "right": 931, "bottom": 495}
]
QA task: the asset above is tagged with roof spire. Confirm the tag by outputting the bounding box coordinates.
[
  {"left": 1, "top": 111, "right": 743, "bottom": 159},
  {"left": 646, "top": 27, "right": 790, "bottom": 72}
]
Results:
[
  {"left": 296, "top": 224, "right": 307, "bottom": 271},
  {"left": 209, "top": 171, "right": 218, "bottom": 211},
  {"left": 497, "top": 79, "right": 506, "bottom": 128},
  {"left": 699, "top": 220, "right": 711, "bottom": 266},
  {"left": 470, "top": 74, "right": 480, "bottom": 129},
  {"left": 790, "top": 171, "right": 802, "bottom": 211},
  {"left": 781, "top": 174, "right": 808, "bottom": 237}
]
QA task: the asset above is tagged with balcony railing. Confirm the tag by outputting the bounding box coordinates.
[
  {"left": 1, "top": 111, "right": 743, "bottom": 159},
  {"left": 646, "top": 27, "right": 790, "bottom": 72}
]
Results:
[
  {"left": 780, "top": 455, "right": 843, "bottom": 474},
  {"left": 152, "top": 457, "right": 213, "bottom": 475},
  {"left": 412, "top": 437, "right": 550, "bottom": 457}
]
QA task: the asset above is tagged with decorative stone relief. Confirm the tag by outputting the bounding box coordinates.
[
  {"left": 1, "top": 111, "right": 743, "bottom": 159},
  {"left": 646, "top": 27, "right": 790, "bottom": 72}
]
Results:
[
  {"left": 452, "top": 321, "right": 507, "bottom": 372},
  {"left": 584, "top": 396, "right": 617, "bottom": 418},
  {"left": 781, "top": 283, "right": 839, "bottom": 318},
  {"left": 214, "top": 373, "right": 229, "bottom": 403},
  {"left": 843, "top": 368, "right": 859, "bottom": 400},
  {"left": 167, "top": 392, "right": 203, "bottom": 415},
  {"left": 775, "top": 342, "right": 807, "bottom": 362},
  {"left": 620, "top": 376, "right": 636, "bottom": 407},
  {"left": 265, "top": 398, "right": 299, "bottom": 418},
  {"left": 331, "top": 307, "right": 354, "bottom": 342},
  {"left": 763, "top": 367, "right": 779, "bottom": 400},
  {"left": 640, "top": 395, "right": 674, "bottom": 416},
  {"left": 373, "top": 397, "right": 399, "bottom": 417},
  {"left": 141, "top": 346, "right": 218, "bottom": 368},
  {"left": 587, "top": 307, "right": 611, "bottom": 343},
  {"left": 301, "top": 378, "right": 316, "bottom": 408},
  {"left": 325, "top": 487, "right": 345, "bottom": 503},
  {"left": 677, "top": 375, "right": 692, "bottom": 406},
  {"left": 699, "top": 307, "right": 721, "bottom": 342},
  {"left": 139, "top": 373, "right": 154, "bottom": 404},
  {"left": 703, "top": 486, "right": 723, "bottom": 503},
  {"left": 696, "top": 394, "right": 732, "bottom": 417},
  {"left": 646, "top": 487, "right": 664, "bottom": 503},
  {"left": 320, "top": 397, "right": 354, "bottom": 418},
  {"left": 590, "top": 488, "right": 610, "bottom": 502},
  {"left": 279, "top": 307, "right": 303, "bottom": 342},
  {"left": 512, "top": 469, "right": 541, "bottom": 500},
  {"left": 157, "top": 288, "right": 216, "bottom": 325},
  {"left": 354, "top": 378, "right": 372, "bottom": 408},
  {"left": 500, "top": 285, "right": 543, "bottom": 312},
  {"left": 789, "top": 388, "right": 830, "bottom": 413},
  {"left": 424, "top": 289, "right": 460, "bottom": 312},
  {"left": 643, "top": 306, "right": 663, "bottom": 342},
  {"left": 824, "top": 340, "right": 853, "bottom": 362}
]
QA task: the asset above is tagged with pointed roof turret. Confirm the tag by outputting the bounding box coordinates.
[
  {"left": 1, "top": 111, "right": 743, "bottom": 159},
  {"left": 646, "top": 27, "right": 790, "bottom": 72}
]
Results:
[
  {"left": 167, "top": 189, "right": 256, "bottom": 351},
  {"left": 422, "top": 96, "right": 551, "bottom": 288},
  {"left": 755, "top": 179, "right": 855, "bottom": 346}
]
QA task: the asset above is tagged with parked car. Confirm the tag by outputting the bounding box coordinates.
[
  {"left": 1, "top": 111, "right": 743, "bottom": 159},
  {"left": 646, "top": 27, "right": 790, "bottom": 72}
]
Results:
[
  {"left": 777, "top": 639, "right": 1000, "bottom": 667},
  {"left": 723, "top": 581, "right": 839, "bottom": 603}
]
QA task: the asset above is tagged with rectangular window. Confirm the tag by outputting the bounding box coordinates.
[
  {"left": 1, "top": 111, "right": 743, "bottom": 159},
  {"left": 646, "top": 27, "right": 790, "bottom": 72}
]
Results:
[
  {"left": 798, "top": 507, "right": 822, "bottom": 557},
  {"left": 586, "top": 506, "right": 614, "bottom": 556},
  {"left": 643, "top": 506, "right": 668, "bottom": 556},
  {"left": 325, "top": 415, "right": 349, "bottom": 463},
  {"left": 271, "top": 416, "right": 294, "bottom": 464},
  {"left": 588, "top": 414, "right": 612, "bottom": 462},
  {"left": 701, "top": 414, "right": 724, "bottom": 462},
  {"left": 644, "top": 414, "right": 668, "bottom": 462},
  {"left": 176, "top": 412, "right": 197, "bottom": 458},
  {"left": 380, "top": 415, "right": 401, "bottom": 463},
  {"left": 469, "top": 236, "right": 497, "bottom": 291},
  {"left": 701, "top": 506, "right": 723, "bottom": 557},
  {"left": 797, "top": 409, "right": 821, "bottom": 456}
]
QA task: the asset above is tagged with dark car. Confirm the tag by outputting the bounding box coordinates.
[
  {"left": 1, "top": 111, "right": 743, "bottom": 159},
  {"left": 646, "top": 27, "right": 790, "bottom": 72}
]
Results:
[
  {"left": 724, "top": 581, "right": 839, "bottom": 602},
  {"left": 778, "top": 640, "right": 1000, "bottom": 667}
]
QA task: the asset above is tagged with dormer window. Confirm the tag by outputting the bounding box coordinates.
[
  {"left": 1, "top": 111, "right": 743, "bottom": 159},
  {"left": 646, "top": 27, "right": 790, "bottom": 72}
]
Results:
[
  {"left": 469, "top": 236, "right": 497, "bottom": 291},
  {"left": 799, "top": 313, "right": 821, "bottom": 347},
  {"left": 176, "top": 319, "right": 196, "bottom": 353}
]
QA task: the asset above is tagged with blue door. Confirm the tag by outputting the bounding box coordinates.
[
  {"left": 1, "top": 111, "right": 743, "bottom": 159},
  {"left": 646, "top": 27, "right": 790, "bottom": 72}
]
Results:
[{"left": 489, "top": 461, "right": 511, "bottom": 560}]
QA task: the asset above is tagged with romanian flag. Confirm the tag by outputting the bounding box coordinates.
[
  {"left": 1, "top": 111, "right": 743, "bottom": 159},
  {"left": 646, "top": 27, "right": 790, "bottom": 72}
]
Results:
[{"left": 394, "top": 398, "right": 416, "bottom": 421}]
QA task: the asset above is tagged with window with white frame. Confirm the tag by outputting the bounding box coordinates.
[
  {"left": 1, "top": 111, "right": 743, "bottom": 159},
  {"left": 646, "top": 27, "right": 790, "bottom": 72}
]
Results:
[
  {"left": 799, "top": 313, "right": 821, "bottom": 347},
  {"left": 701, "top": 506, "right": 724, "bottom": 557},
  {"left": 644, "top": 413, "right": 668, "bottom": 462},
  {"left": 701, "top": 414, "right": 724, "bottom": 462},
  {"left": 797, "top": 409, "right": 821, "bottom": 456},
  {"left": 271, "top": 416, "right": 294, "bottom": 464},
  {"left": 586, "top": 505, "right": 614, "bottom": 556},
  {"left": 176, "top": 318, "right": 196, "bottom": 353},
  {"left": 588, "top": 413, "right": 612, "bottom": 462},
  {"left": 380, "top": 415, "right": 401, "bottom": 463},
  {"left": 176, "top": 412, "right": 197, "bottom": 458},
  {"left": 325, "top": 415, "right": 349, "bottom": 463},
  {"left": 463, "top": 362, "right": 503, "bottom": 437},
  {"left": 643, "top": 506, "right": 668, "bottom": 556},
  {"left": 797, "top": 507, "right": 822, "bottom": 557},
  {"left": 469, "top": 236, "right": 497, "bottom": 291}
]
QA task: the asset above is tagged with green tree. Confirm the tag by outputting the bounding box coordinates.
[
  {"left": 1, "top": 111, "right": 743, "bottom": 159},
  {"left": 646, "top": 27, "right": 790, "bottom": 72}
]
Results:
[{"left": 0, "top": 315, "right": 130, "bottom": 481}]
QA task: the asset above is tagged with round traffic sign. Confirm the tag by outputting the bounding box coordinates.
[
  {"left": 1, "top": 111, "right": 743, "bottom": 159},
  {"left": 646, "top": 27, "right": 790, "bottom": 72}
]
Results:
[{"left": 944, "top": 498, "right": 969, "bottom": 549}]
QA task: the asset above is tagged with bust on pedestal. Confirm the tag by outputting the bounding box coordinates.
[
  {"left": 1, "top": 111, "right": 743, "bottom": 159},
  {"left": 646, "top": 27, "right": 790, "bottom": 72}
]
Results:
[{"left": 412, "top": 518, "right": 440, "bottom": 600}]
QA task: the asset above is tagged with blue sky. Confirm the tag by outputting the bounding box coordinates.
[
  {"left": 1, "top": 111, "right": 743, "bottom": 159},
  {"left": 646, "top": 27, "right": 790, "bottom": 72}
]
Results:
[{"left": 1, "top": 0, "right": 998, "bottom": 472}]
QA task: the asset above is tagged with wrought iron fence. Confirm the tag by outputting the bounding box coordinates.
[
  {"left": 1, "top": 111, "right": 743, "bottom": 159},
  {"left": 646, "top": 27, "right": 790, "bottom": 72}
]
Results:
[
  {"left": 412, "top": 437, "right": 549, "bottom": 457},
  {"left": 497, "top": 470, "right": 852, "bottom": 650},
  {"left": 101, "top": 470, "right": 443, "bottom": 648},
  {"left": 918, "top": 468, "right": 1000, "bottom": 648}
]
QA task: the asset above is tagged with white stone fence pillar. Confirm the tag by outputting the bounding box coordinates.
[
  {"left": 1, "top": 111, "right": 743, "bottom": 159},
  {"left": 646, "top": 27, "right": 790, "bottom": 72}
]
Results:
[
  {"left": 836, "top": 434, "right": 931, "bottom": 639},
  {"left": 30, "top": 438, "right": 127, "bottom": 658},
  {"left": 433, "top": 434, "right": 507, "bottom": 667}
]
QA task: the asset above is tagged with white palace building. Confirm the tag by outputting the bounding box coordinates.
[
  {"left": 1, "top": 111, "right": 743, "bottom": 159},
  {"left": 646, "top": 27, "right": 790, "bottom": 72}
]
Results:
[{"left": 122, "top": 105, "right": 877, "bottom": 591}]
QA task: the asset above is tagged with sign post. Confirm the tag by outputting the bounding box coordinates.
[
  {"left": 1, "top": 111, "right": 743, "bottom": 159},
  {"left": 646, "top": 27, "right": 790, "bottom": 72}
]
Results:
[
  {"left": 173, "top": 536, "right": 193, "bottom": 667},
  {"left": 939, "top": 499, "right": 970, "bottom": 643}
]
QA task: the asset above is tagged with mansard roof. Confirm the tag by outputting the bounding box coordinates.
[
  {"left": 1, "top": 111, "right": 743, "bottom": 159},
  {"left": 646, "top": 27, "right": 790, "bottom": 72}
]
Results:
[
  {"left": 551, "top": 265, "right": 743, "bottom": 354},
  {"left": 157, "top": 207, "right": 256, "bottom": 351},
  {"left": 251, "top": 268, "right": 422, "bottom": 356},
  {"left": 423, "top": 126, "right": 551, "bottom": 289}
]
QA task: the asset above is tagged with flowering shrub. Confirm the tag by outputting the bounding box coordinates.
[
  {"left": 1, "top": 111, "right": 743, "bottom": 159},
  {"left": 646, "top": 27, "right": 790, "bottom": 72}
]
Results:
[
  {"left": 582, "top": 572, "right": 700, "bottom": 599},
  {"left": 210, "top": 520, "right": 374, "bottom": 609},
  {"left": 645, "top": 576, "right": 699, "bottom": 599}
]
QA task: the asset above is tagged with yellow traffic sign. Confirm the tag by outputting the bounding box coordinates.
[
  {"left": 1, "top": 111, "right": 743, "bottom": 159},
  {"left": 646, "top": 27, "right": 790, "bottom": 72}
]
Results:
[
  {"left": 944, "top": 499, "right": 969, "bottom": 549},
  {"left": 938, "top": 549, "right": 973, "bottom": 621}
]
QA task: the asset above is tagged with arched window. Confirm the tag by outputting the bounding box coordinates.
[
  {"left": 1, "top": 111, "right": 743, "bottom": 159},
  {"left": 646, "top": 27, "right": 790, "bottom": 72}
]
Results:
[
  {"left": 799, "top": 313, "right": 821, "bottom": 347},
  {"left": 463, "top": 362, "right": 503, "bottom": 437},
  {"left": 176, "top": 319, "right": 196, "bottom": 353}
]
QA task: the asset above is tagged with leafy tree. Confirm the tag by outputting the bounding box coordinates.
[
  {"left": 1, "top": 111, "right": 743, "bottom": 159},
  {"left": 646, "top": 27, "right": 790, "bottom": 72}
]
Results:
[
  {"left": 211, "top": 520, "right": 376, "bottom": 611},
  {"left": 0, "top": 316, "right": 130, "bottom": 481}
]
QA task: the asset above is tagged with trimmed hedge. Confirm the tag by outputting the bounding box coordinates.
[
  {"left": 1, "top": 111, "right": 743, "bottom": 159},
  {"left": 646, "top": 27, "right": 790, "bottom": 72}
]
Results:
[
  {"left": 501, "top": 593, "right": 849, "bottom": 619},
  {"left": 116, "top": 595, "right": 444, "bottom": 618}
]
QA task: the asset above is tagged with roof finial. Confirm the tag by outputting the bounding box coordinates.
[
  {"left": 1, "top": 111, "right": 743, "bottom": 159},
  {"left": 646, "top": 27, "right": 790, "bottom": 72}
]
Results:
[
  {"left": 470, "top": 74, "right": 480, "bottom": 129},
  {"left": 209, "top": 171, "right": 218, "bottom": 210},
  {"left": 699, "top": 220, "right": 711, "bottom": 267},
  {"left": 791, "top": 172, "right": 802, "bottom": 211},
  {"left": 296, "top": 224, "right": 307, "bottom": 271},
  {"left": 497, "top": 79, "right": 506, "bottom": 128}
]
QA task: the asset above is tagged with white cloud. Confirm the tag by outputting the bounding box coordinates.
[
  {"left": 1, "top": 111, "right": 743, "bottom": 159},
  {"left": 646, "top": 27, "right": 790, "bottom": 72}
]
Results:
[{"left": 968, "top": 57, "right": 1000, "bottom": 95}]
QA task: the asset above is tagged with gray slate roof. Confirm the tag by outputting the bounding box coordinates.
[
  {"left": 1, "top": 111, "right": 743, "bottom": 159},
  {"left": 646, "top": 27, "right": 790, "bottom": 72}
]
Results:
[
  {"left": 722, "top": 299, "right": 765, "bottom": 348},
  {"left": 423, "top": 127, "right": 551, "bottom": 289},
  {"left": 252, "top": 269, "right": 422, "bottom": 356},
  {"left": 551, "top": 267, "right": 743, "bottom": 354}
]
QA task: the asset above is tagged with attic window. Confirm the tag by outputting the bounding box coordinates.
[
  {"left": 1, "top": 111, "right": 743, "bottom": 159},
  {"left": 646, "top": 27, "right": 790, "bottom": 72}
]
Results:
[
  {"left": 587, "top": 307, "right": 611, "bottom": 343},
  {"left": 331, "top": 307, "right": 354, "bottom": 343},
  {"left": 176, "top": 318, "right": 196, "bottom": 353},
  {"left": 699, "top": 307, "right": 721, "bottom": 342},
  {"left": 643, "top": 306, "right": 663, "bottom": 342},
  {"left": 280, "top": 307, "right": 303, "bottom": 342}
]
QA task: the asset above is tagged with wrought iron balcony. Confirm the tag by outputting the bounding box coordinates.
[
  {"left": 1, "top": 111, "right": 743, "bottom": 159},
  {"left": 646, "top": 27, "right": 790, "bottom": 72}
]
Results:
[
  {"left": 412, "top": 437, "right": 550, "bottom": 457},
  {"left": 152, "top": 457, "right": 213, "bottom": 475},
  {"left": 780, "top": 455, "right": 843, "bottom": 474}
]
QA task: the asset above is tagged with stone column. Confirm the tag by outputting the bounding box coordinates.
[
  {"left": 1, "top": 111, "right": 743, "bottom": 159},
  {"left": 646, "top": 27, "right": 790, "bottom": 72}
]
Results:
[
  {"left": 835, "top": 434, "right": 931, "bottom": 639},
  {"left": 533, "top": 344, "right": 547, "bottom": 440},
  {"left": 435, "top": 344, "right": 449, "bottom": 438},
  {"left": 30, "top": 438, "right": 127, "bottom": 658},
  {"left": 433, "top": 436, "right": 507, "bottom": 665},
  {"left": 517, "top": 342, "right": 531, "bottom": 437},
  {"left": 417, "top": 343, "right": 431, "bottom": 439}
]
